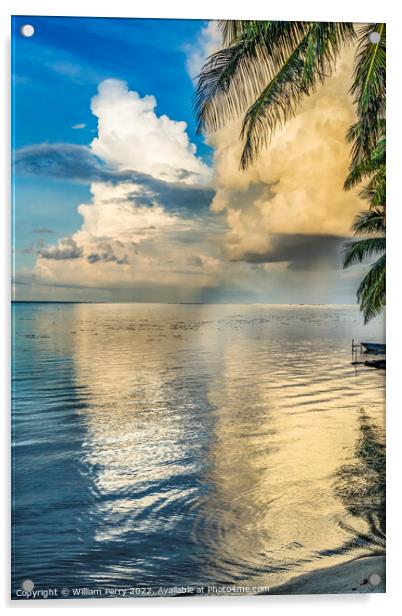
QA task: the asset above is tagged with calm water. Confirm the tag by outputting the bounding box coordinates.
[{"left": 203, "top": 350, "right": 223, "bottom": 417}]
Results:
[{"left": 12, "top": 303, "right": 385, "bottom": 597}]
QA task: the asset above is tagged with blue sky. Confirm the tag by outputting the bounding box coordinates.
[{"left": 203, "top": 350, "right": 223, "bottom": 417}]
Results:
[{"left": 12, "top": 16, "right": 207, "bottom": 149}]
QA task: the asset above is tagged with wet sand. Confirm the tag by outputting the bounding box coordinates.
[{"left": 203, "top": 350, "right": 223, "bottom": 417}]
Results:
[{"left": 270, "top": 555, "right": 385, "bottom": 594}]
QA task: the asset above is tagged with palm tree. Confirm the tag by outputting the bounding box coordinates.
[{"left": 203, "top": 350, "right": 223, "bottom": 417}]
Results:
[{"left": 195, "top": 21, "right": 386, "bottom": 321}]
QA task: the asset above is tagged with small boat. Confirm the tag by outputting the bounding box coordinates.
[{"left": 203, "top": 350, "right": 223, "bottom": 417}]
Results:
[{"left": 361, "top": 342, "right": 386, "bottom": 355}]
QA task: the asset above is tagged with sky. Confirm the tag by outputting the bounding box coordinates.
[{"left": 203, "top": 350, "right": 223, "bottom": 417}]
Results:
[{"left": 12, "top": 16, "right": 368, "bottom": 303}]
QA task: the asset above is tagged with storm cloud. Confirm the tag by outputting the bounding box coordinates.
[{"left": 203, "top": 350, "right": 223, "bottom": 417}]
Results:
[
  {"left": 15, "top": 142, "right": 214, "bottom": 214},
  {"left": 207, "top": 50, "right": 363, "bottom": 265},
  {"left": 239, "top": 234, "right": 348, "bottom": 270}
]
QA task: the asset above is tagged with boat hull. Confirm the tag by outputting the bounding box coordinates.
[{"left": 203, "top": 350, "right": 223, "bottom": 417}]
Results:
[{"left": 361, "top": 342, "right": 386, "bottom": 355}]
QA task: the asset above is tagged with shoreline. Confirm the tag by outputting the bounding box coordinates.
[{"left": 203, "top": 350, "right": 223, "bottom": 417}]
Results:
[{"left": 268, "top": 554, "right": 385, "bottom": 595}]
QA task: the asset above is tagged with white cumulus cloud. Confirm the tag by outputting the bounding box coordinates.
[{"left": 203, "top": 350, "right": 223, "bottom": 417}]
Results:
[
  {"left": 90, "top": 79, "right": 210, "bottom": 184},
  {"left": 33, "top": 79, "right": 225, "bottom": 300}
]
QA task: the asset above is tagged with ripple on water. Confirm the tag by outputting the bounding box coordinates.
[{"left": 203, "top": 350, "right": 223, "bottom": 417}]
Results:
[{"left": 12, "top": 303, "right": 385, "bottom": 592}]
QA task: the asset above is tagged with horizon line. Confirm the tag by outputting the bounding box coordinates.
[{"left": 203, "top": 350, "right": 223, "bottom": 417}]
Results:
[{"left": 11, "top": 300, "right": 360, "bottom": 307}]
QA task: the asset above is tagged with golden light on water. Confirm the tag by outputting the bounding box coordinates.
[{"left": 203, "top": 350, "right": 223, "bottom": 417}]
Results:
[{"left": 59, "top": 303, "right": 386, "bottom": 588}]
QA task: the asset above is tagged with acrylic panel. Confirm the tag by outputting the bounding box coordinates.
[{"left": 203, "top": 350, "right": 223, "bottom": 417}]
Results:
[{"left": 11, "top": 16, "right": 386, "bottom": 600}]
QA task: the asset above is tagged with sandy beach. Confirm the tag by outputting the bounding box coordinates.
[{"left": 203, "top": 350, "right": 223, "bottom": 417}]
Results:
[{"left": 270, "top": 555, "right": 385, "bottom": 594}]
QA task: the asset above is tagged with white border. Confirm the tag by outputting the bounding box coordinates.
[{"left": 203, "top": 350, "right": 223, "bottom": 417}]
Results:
[
  {"left": 0, "top": 0, "right": 392, "bottom": 21},
  {"left": 2, "top": 1, "right": 401, "bottom": 614}
]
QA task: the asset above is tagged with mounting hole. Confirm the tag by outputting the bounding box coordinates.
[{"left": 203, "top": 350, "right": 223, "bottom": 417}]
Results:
[
  {"left": 369, "top": 31, "right": 381, "bottom": 44},
  {"left": 21, "top": 24, "right": 35, "bottom": 38},
  {"left": 369, "top": 573, "right": 381, "bottom": 586},
  {"left": 22, "top": 579, "right": 34, "bottom": 592}
]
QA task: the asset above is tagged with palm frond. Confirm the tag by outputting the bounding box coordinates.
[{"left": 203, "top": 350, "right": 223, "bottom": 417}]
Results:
[
  {"left": 359, "top": 168, "right": 386, "bottom": 206},
  {"left": 357, "top": 254, "right": 386, "bottom": 323},
  {"left": 239, "top": 22, "right": 355, "bottom": 168},
  {"left": 194, "top": 21, "right": 308, "bottom": 134},
  {"left": 350, "top": 23, "right": 386, "bottom": 163},
  {"left": 344, "top": 134, "right": 385, "bottom": 190},
  {"left": 346, "top": 118, "right": 385, "bottom": 171},
  {"left": 343, "top": 236, "right": 385, "bottom": 268},
  {"left": 239, "top": 35, "right": 309, "bottom": 168},
  {"left": 351, "top": 208, "right": 385, "bottom": 235},
  {"left": 300, "top": 22, "right": 355, "bottom": 90},
  {"left": 219, "top": 20, "right": 254, "bottom": 46}
]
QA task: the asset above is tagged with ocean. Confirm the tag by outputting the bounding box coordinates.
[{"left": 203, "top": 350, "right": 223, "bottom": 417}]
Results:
[{"left": 11, "top": 303, "right": 385, "bottom": 596}]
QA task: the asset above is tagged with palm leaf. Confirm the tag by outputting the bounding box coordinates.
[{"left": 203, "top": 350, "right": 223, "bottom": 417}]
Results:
[
  {"left": 359, "top": 168, "right": 386, "bottom": 206},
  {"left": 239, "top": 35, "right": 309, "bottom": 168},
  {"left": 343, "top": 237, "right": 385, "bottom": 268},
  {"left": 346, "top": 118, "right": 386, "bottom": 172},
  {"left": 300, "top": 22, "right": 355, "bottom": 89},
  {"left": 239, "top": 22, "right": 355, "bottom": 168},
  {"left": 219, "top": 20, "right": 249, "bottom": 45},
  {"left": 195, "top": 21, "right": 308, "bottom": 134},
  {"left": 351, "top": 208, "right": 385, "bottom": 235},
  {"left": 344, "top": 134, "right": 385, "bottom": 190},
  {"left": 357, "top": 254, "right": 386, "bottom": 323},
  {"left": 350, "top": 23, "right": 386, "bottom": 163}
]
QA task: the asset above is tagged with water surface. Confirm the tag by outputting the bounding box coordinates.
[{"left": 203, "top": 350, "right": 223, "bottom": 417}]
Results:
[{"left": 12, "top": 303, "right": 385, "bottom": 596}]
